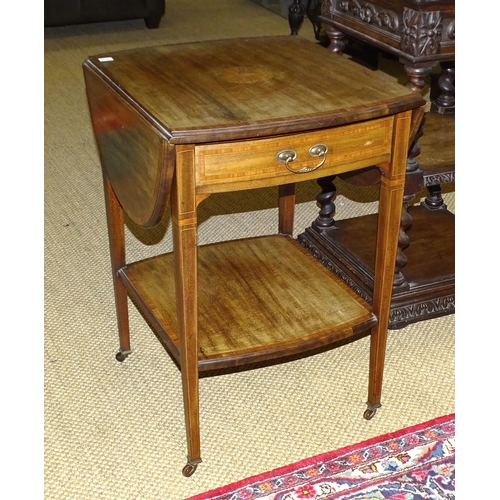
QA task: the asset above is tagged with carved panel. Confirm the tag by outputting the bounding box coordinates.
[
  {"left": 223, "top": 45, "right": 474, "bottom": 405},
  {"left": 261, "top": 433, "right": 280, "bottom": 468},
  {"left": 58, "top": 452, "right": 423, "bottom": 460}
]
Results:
[
  {"left": 324, "top": 0, "right": 399, "bottom": 33},
  {"left": 401, "top": 8, "right": 443, "bottom": 57}
]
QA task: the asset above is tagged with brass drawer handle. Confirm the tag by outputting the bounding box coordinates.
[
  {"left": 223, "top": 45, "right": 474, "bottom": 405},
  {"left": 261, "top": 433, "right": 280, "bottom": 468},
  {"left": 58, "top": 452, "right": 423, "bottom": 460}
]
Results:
[{"left": 277, "top": 144, "right": 329, "bottom": 173}]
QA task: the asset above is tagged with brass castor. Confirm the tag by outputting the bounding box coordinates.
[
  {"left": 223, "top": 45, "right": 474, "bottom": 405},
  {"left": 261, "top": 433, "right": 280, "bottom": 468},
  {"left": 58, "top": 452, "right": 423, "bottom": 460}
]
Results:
[
  {"left": 182, "top": 459, "right": 201, "bottom": 477},
  {"left": 363, "top": 402, "right": 381, "bottom": 420},
  {"left": 363, "top": 408, "right": 377, "bottom": 420},
  {"left": 115, "top": 351, "right": 129, "bottom": 362}
]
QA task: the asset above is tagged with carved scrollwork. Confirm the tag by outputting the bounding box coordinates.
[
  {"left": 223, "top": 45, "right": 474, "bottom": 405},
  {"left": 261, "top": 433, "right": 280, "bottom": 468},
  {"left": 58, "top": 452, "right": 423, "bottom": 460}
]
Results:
[
  {"left": 390, "top": 296, "right": 455, "bottom": 324},
  {"left": 321, "top": 0, "right": 335, "bottom": 18},
  {"left": 296, "top": 235, "right": 372, "bottom": 302},
  {"left": 330, "top": 0, "right": 399, "bottom": 32},
  {"left": 423, "top": 172, "right": 455, "bottom": 186},
  {"left": 401, "top": 8, "right": 443, "bottom": 57}
]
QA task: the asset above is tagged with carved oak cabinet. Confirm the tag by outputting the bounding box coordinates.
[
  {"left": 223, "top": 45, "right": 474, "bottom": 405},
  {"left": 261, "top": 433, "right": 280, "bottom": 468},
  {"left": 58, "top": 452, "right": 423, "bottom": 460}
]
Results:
[
  {"left": 294, "top": 0, "right": 455, "bottom": 328},
  {"left": 83, "top": 36, "right": 424, "bottom": 475}
]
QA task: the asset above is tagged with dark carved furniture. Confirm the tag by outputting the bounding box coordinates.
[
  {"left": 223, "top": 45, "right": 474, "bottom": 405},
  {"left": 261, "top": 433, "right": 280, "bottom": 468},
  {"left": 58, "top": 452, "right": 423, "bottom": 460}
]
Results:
[
  {"left": 44, "top": 0, "right": 165, "bottom": 29},
  {"left": 290, "top": 0, "right": 455, "bottom": 328},
  {"left": 83, "top": 36, "right": 423, "bottom": 475}
]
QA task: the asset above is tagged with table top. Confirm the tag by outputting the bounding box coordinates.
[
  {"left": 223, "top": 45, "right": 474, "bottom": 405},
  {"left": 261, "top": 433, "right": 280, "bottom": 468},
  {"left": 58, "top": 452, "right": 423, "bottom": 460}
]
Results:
[{"left": 83, "top": 36, "right": 423, "bottom": 144}]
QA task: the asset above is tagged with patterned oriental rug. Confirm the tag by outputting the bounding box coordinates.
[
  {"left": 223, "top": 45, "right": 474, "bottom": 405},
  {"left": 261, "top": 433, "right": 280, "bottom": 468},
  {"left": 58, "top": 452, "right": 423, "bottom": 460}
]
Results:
[{"left": 186, "top": 414, "right": 455, "bottom": 500}]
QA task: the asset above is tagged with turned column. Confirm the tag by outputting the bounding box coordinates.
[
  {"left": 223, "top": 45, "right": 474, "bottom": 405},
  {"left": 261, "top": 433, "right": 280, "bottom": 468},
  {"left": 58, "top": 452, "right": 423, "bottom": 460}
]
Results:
[
  {"left": 312, "top": 175, "right": 337, "bottom": 232},
  {"left": 404, "top": 64, "right": 449, "bottom": 212}
]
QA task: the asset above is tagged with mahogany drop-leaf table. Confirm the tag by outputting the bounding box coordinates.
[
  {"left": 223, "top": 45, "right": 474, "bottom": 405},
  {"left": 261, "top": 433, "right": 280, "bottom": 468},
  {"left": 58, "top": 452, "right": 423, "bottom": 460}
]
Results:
[{"left": 83, "top": 36, "right": 424, "bottom": 476}]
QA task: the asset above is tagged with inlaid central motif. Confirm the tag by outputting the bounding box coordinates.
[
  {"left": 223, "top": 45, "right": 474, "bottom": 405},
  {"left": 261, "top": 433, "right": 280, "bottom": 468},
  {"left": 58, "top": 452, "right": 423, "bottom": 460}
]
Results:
[{"left": 219, "top": 66, "right": 272, "bottom": 84}]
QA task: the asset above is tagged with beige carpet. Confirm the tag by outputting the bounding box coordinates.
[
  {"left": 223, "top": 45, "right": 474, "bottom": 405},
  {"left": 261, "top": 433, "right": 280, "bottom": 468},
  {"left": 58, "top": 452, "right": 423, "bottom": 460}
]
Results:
[{"left": 44, "top": 1, "right": 455, "bottom": 498}]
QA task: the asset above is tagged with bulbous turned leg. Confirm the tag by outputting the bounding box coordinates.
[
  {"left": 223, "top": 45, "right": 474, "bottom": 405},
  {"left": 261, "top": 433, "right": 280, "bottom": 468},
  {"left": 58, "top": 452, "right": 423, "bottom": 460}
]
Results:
[
  {"left": 432, "top": 61, "right": 455, "bottom": 114},
  {"left": 422, "top": 184, "right": 448, "bottom": 211},
  {"left": 289, "top": 0, "right": 305, "bottom": 35},
  {"left": 404, "top": 65, "right": 431, "bottom": 94},
  {"left": 325, "top": 26, "right": 346, "bottom": 54}
]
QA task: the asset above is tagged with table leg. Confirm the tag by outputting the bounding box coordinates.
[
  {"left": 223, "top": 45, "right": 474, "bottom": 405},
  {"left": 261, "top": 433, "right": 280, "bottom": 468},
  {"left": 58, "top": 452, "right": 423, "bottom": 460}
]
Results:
[
  {"left": 432, "top": 61, "right": 455, "bottom": 114},
  {"left": 391, "top": 65, "right": 431, "bottom": 286},
  {"left": 278, "top": 183, "right": 296, "bottom": 236},
  {"left": 172, "top": 145, "right": 202, "bottom": 477},
  {"left": 365, "top": 111, "right": 410, "bottom": 419},
  {"left": 325, "top": 25, "right": 346, "bottom": 54},
  {"left": 103, "top": 174, "right": 131, "bottom": 362}
]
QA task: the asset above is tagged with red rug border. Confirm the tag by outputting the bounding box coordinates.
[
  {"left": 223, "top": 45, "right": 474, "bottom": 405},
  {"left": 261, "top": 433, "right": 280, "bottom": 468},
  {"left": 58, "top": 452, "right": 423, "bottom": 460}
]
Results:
[{"left": 185, "top": 413, "right": 455, "bottom": 500}]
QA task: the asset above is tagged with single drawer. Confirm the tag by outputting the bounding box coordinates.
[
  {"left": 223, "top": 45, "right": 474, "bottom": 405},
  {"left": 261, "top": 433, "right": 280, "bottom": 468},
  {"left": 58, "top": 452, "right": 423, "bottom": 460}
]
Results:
[{"left": 195, "top": 116, "right": 393, "bottom": 192}]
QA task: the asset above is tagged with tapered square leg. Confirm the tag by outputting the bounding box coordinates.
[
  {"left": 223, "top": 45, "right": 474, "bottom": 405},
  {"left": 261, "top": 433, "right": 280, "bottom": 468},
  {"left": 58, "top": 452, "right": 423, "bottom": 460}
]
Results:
[{"left": 103, "top": 174, "right": 131, "bottom": 361}]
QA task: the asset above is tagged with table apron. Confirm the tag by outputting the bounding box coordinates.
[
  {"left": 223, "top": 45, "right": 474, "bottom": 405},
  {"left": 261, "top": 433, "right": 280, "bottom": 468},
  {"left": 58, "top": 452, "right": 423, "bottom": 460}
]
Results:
[{"left": 194, "top": 117, "right": 393, "bottom": 193}]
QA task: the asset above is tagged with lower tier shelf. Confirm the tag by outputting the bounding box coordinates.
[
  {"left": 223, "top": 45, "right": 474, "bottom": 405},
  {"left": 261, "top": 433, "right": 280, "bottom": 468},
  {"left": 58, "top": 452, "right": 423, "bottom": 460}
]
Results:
[
  {"left": 297, "top": 206, "right": 455, "bottom": 329},
  {"left": 119, "top": 235, "right": 377, "bottom": 371}
]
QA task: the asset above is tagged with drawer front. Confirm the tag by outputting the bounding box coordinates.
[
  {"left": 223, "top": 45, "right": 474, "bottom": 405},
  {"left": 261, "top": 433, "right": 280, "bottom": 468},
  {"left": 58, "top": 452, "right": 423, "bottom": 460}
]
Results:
[{"left": 195, "top": 117, "right": 393, "bottom": 192}]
